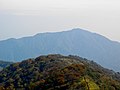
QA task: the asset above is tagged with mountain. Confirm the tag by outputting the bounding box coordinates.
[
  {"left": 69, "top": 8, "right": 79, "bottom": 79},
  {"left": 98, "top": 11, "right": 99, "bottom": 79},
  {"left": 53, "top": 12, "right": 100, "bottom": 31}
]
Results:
[
  {"left": 0, "top": 54, "right": 120, "bottom": 90},
  {"left": 0, "top": 60, "right": 12, "bottom": 71},
  {"left": 0, "top": 28, "right": 120, "bottom": 71}
]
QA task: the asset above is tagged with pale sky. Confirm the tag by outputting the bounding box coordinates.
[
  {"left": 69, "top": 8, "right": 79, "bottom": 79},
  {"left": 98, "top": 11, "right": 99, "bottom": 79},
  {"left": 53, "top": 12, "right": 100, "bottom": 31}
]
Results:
[{"left": 0, "top": 0, "right": 120, "bottom": 41}]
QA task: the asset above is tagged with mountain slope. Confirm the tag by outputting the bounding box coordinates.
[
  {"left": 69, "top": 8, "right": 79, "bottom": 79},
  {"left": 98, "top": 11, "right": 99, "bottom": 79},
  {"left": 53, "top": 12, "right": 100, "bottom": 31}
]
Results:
[
  {"left": 0, "top": 54, "right": 120, "bottom": 90},
  {"left": 0, "top": 28, "right": 120, "bottom": 71}
]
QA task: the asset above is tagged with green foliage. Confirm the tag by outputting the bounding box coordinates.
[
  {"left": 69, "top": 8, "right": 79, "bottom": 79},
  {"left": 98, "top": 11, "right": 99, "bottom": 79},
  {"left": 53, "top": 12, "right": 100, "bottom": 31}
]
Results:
[
  {"left": 0, "top": 54, "right": 120, "bottom": 90},
  {"left": 80, "top": 76, "right": 100, "bottom": 90}
]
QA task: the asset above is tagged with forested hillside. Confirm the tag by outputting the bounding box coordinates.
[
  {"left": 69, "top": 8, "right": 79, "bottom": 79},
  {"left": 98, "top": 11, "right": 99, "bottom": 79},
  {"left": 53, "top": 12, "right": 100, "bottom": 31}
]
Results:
[{"left": 0, "top": 54, "right": 120, "bottom": 90}]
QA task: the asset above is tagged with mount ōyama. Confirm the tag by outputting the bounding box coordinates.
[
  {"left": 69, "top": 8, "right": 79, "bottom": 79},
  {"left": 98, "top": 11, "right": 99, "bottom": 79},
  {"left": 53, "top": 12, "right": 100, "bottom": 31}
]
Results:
[{"left": 0, "top": 28, "right": 120, "bottom": 71}]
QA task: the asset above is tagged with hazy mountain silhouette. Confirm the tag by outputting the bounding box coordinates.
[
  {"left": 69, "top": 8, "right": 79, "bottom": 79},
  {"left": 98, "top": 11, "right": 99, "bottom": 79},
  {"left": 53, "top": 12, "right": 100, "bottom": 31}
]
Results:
[{"left": 0, "top": 28, "right": 120, "bottom": 71}]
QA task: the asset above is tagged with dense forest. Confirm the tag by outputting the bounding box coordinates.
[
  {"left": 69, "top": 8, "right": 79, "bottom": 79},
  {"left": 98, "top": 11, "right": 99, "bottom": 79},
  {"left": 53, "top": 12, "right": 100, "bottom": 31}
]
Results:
[{"left": 0, "top": 54, "right": 120, "bottom": 90}]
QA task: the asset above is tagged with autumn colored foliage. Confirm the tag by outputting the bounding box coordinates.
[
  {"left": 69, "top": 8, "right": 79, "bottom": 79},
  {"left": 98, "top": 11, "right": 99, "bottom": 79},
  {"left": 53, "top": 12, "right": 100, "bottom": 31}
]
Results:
[{"left": 0, "top": 54, "right": 120, "bottom": 90}]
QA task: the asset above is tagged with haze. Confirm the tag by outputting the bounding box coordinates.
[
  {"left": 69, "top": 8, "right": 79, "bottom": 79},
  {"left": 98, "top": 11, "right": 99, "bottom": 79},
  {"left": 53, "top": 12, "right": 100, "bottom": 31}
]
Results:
[{"left": 0, "top": 0, "right": 120, "bottom": 41}]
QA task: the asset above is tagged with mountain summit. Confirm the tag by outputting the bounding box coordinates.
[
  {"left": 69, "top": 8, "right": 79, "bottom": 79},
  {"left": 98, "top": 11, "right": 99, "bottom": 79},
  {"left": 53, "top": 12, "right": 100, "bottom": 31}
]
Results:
[{"left": 0, "top": 28, "right": 120, "bottom": 71}]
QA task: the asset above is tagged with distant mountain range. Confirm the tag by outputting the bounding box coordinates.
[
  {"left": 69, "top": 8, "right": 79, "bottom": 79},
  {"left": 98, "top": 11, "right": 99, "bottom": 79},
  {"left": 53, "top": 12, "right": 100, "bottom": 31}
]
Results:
[
  {"left": 0, "top": 54, "right": 120, "bottom": 89},
  {"left": 0, "top": 28, "right": 120, "bottom": 71}
]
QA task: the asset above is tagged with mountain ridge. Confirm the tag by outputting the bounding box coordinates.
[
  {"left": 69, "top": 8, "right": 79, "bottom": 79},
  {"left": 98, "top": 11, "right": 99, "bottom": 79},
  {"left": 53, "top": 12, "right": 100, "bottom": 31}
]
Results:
[{"left": 0, "top": 28, "right": 120, "bottom": 71}]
